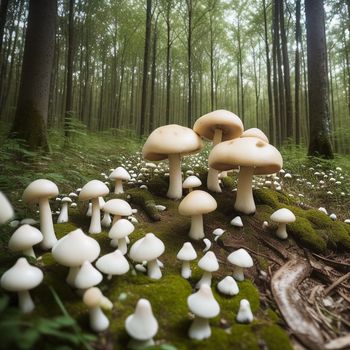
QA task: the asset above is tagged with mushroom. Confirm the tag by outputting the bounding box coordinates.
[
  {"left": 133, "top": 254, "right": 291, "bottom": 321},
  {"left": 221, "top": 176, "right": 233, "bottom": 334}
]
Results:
[
  {"left": 176, "top": 242, "right": 197, "bottom": 279},
  {"left": 0, "top": 191, "right": 14, "bottom": 224},
  {"left": 79, "top": 180, "right": 109, "bottom": 234},
  {"left": 178, "top": 190, "right": 217, "bottom": 240},
  {"left": 142, "top": 124, "right": 203, "bottom": 199},
  {"left": 96, "top": 249, "right": 129, "bottom": 279},
  {"left": 8, "top": 224, "right": 43, "bottom": 258},
  {"left": 103, "top": 199, "right": 132, "bottom": 226},
  {"left": 217, "top": 276, "right": 239, "bottom": 296},
  {"left": 230, "top": 216, "right": 243, "bottom": 227},
  {"left": 270, "top": 208, "right": 296, "bottom": 239},
  {"left": 22, "top": 179, "right": 59, "bottom": 249},
  {"left": 187, "top": 284, "right": 220, "bottom": 340},
  {"left": 183, "top": 176, "right": 202, "bottom": 192},
  {"left": 109, "top": 167, "right": 131, "bottom": 194},
  {"left": 83, "top": 287, "right": 113, "bottom": 332},
  {"left": 52, "top": 228, "right": 100, "bottom": 287},
  {"left": 125, "top": 299, "right": 158, "bottom": 349},
  {"left": 236, "top": 299, "right": 253, "bottom": 323},
  {"left": 1, "top": 257, "right": 43, "bottom": 313},
  {"left": 129, "top": 233, "right": 165, "bottom": 280},
  {"left": 241, "top": 127, "right": 269, "bottom": 142},
  {"left": 193, "top": 110, "right": 243, "bottom": 192},
  {"left": 57, "top": 197, "right": 72, "bottom": 224},
  {"left": 75, "top": 261, "right": 103, "bottom": 290},
  {"left": 209, "top": 137, "right": 282, "bottom": 214},
  {"left": 108, "top": 218, "right": 134, "bottom": 253},
  {"left": 227, "top": 248, "right": 253, "bottom": 281},
  {"left": 98, "top": 197, "right": 111, "bottom": 228},
  {"left": 196, "top": 251, "right": 219, "bottom": 288}
]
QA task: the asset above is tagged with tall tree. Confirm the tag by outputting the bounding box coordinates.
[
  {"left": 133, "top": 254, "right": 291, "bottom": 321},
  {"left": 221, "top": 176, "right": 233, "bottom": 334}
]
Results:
[
  {"left": 10, "top": 0, "right": 56, "bottom": 150},
  {"left": 0, "top": 0, "right": 9, "bottom": 55},
  {"left": 294, "top": 0, "right": 301, "bottom": 144},
  {"left": 305, "top": 0, "right": 333, "bottom": 158}
]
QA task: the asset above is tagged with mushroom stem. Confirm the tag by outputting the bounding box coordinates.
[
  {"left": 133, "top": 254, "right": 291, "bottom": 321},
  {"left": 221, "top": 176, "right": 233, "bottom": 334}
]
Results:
[
  {"left": 167, "top": 154, "right": 182, "bottom": 199},
  {"left": 57, "top": 202, "right": 69, "bottom": 224},
  {"left": 234, "top": 166, "right": 256, "bottom": 214},
  {"left": 276, "top": 223, "right": 288, "bottom": 239},
  {"left": 117, "top": 238, "right": 128, "bottom": 255},
  {"left": 181, "top": 261, "right": 191, "bottom": 279},
  {"left": 189, "top": 215, "right": 204, "bottom": 240},
  {"left": 196, "top": 271, "right": 212, "bottom": 288},
  {"left": 147, "top": 259, "right": 162, "bottom": 279},
  {"left": 23, "top": 247, "right": 36, "bottom": 259},
  {"left": 189, "top": 316, "right": 211, "bottom": 340},
  {"left": 112, "top": 214, "right": 122, "bottom": 226},
  {"left": 207, "top": 129, "right": 222, "bottom": 193},
  {"left": 101, "top": 212, "right": 111, "bottom": 228},
  {"left": 114, "top": 179, "right": 123, "bottom": 194},
  {"left": 39, "top": 198, "right": 57, "bottom": 249},
  {"left": 18, "top": 290, "right": 35, "bottom": 313},
  {"left": 89, "top": 305, "right": 109, "bottom": 332},
  {"left": 66, "top": 266, "right": 80, "bottom": 286},
  {"left": 89, "top": 198, "right": 102, "bottom": 234},
  {"left": 232, "top": 266, "right": 245, "bottom": 281}
]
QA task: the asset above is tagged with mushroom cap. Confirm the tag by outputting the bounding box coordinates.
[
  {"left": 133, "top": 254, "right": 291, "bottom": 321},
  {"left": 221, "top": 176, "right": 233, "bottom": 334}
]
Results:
[
  {"left": 217, "top": 276, "right": 239, "bottom": 296},
  {"left": 177, "top": 242, "right": 197, "bottom": 261},
  {"left": 96, "top": 250, "right": 129, "bottom": 275},
  {"left": 193, "top": 110, "right": 243, "bottom": 141},
  {"left": 182, "top": 176, "right": 202, "bottom": 189},
  {"left": 52, "top": 228, "right": 100, "bottom": 267},
  {"left": 227, "top": 248, "right": 253, "bottom": 268},
  {"left": 108, "top": 219, "right": 134, "bottom": 239},
  {"left": 142, "top": 124, "right": 203, "bottom": 161},
  {"left": 83, "top": 287, "right": 103, "bottom": 308},
  {"left": 23, "top": 179, "right": 59, "bottom": 203},
  {"left": 109, "top": 167, "right": 131, "bottom": 181},
  {"left": 208, "top": 137, "right": 283, "bottom": 174},
  {"left": 125, "top": 299, "right": 158, "bottom": 341},
  {"left": 178, "top": 190, "right": 217, "bottom": 216},
  {"left": 241, "top": 128, "right": 269, "bottom": 143},
  {"left": 198, "top": 251, "right": 219, "bottom": 272},
  {"left": 270, "top": 208, "right": 296, "bottom": 223},
  {"left": 61, "top": 197, "right": 72, "bottom": 203},
  {"left": 75, "top": 261, "right": 103, "bottom": 289},
  {"left": 129, "top": 233, "right": 165, "bottom": 262},
  {"left": 187, "top": 284, "right": 220, "bottom": 318},
  {"left": 103, "top": 199, "right": 132, "bottom": 216},
  {"left": 1, "top": 257, "right": 43, "bottom": 291},
  {"left": 78, "top": 180, "right": 109, "bottom": 201},
  {"left": 0, "top": 191, "right": 14, "bottom": 224},
  {"left": 8, "top": 225, "right": 43, "bottom": 252}
]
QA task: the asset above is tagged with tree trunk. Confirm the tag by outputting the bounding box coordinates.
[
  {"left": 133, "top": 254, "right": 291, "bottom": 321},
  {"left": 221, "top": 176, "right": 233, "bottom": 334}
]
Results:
[
  {"left": 10, "top": 0, "right": 56, "bottom": 150},
  {"left": 165, "top": 1, "right": 172, "bottom": 124},
  {"left": 0, "top": 0, "right": 9, "bottom": 55},
  {"left": 187, "top": 0, "right": 193, "bottom": 127},
  {"left": 305, "top": 0, "right": 333, "bottom": 158},
  {"left": 149, "top": 17, "right": 158, "bottom": 132},
  {"left": 294, "top": 0, "right": 301, "bottom": 144}
]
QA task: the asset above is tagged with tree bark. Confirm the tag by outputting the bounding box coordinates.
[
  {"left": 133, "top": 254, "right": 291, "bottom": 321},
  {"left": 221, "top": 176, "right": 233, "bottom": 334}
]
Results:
[
  {"left": 0, "top": 0, "right": 9, "bottom": 55},
  {"left": 294, "top": 0, "right": 301, "bottom": 144},
  {"left": 186, "top": 0, "right": 193, "bottom": 127}
]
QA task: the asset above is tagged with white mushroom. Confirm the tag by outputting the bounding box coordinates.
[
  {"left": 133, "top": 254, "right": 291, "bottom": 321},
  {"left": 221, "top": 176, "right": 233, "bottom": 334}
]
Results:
[
  {"left": 183, "top": 176, "right": 202, "bottom": 192},
  {"left": 75, "top": 261, "right": 103, "bottom": 290},
  {"left": 57, "top": 197, "right": 72, "bottom": 224},
  {"left": 103, "top": 199, "right": 132, "bottom": 226},
  {"left": 109, "top": 167, "right": 131, "bottom": 194},
  {"left": 108, "top": 218, "right": 134, "bottom": 253},
  {"left": 203, "top": 238, "right": 211, "bottom": 252},
  {"left": 176, "top": 242, "right": 197, "bottom": 279},
  {"left": 236, "top": 299, "right": 253, "bottom": 323},
  {"left": 1, "top": 257, "right": 43, "bottom": 313},
  {"left": 227, "top": 248, "right": 253, "bottom": 281},
  {"left": 0, "top": 191, "right": 14, "bottom": 224},
  {"left": 196, "top": 251, "right": 219, "bottom": 288},
  {"left": 270, "top": 208, "right": 296, "bottom": 239},
  {"left": 96, "top": 249, "right": 129, "bottom": 280},
  {"left": 212, "top": 228, "right": 225, "bottom": 241},
  {"left": 230, "top": 216, "right": 243, "bottom": 227},
  {"left": 217, "top": 276, "right": 239, "bottom": 296}
]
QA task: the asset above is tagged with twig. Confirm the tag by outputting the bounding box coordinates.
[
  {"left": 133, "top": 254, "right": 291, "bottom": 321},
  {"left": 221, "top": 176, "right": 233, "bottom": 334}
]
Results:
[
  {"left": 312, "top": 253, "right": 350, "bottom": 272},
  {"left": 324, "top": 272, "right": 350, "bottom": 296}
]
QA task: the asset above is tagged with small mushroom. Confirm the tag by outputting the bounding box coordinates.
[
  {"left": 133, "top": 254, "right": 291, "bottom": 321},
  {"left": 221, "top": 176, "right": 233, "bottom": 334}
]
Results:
[
  {"left": 236, "top": 299, "right": 253, "bottom": 323},
  {"left": 83, "top": 287, "right": 113, "bottom": 332},
  {"left": 176, "top": 242, "right": 197, "bottom": 279},
  {"left": 109, "top": 167, "right": 131, "bottom": 194},
  {"left": 178, "top": 190, "right": 217, "bottom": 240},
  {"left": 230, "top": 216, "right": 243, "bottom": 227},
  {"left": 108, "top": 218, "right": 134, "bottom": 253},
  {"left": 196, "top": 251, "right": 219, "bottom": 288},
  {"left": 57, "top": 197, "right": 72, "bottom": 224},
  {"left": 96, "top": 249, "right": 129, "bottom": 279},
  {"left": 217, "top": 276, "right": 239, "bottom": 296},
  {"left": 8, "top": 224, "right": 43, "bottom": 258},
  {"left": 129, "top": 233, "right": 165, "bottom": 279},
  {"left": 103, "top": 199, "right": 132, "bottom": 226},
  {"left": 23, "top": 179, "right": 59, "bottom": 249},
  {"left": 227, "top": 248, "right": 253, "bottom": 281},
  {"left": 1, "top": 257, "right": 43, "bottom": 313},
  {"left": 183, "top": 176, "right": 202, "bottom": 192},
  {"left": 241, "top": 128, "right": 269, "bottom": 142},
  {"left": 270, "top": 208, "right": 296, "bottom": 239},
  {"left": 0, "top": 191, "right": 14, "bottom": 224},
  {"left": 125, "top": 299, "right": 158, "bottom": 349},
  {"left": 187, "top": 284, "right": 220, "bottom": 340},
  {"left": 75, "top": 261, "right": 103, "bottom": 290}
]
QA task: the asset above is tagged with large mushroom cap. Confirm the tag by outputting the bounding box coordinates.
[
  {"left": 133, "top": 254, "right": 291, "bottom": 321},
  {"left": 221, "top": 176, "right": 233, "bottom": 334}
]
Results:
[
  {"left": 208, "top": 137, "right": 283, "bottom": 174},
  {"left": 178, "top": 190, "right": 217, "bottom": 216},
  {"left": 193, "top": 109, "right": 243, "bottom": 141},
  {"left": 23, "top": 179, "right": 59, "bottom": 203},
  {"left": 142, "top": 124, "right": 203, "bottom": 161},
  {"left": 125, "top": 299, "right": 158, "bottom": 341},
  {"left": 198, "top": 251, "right": 219, "bottom": 272},
  {"left": 1, "top": 257, "right": 43, "bottom": 291},
  {"left": 187, "top": 284, "right": 220, "bottom": 318},
  {"left": 129, "top": 233, "right": 165, "bottom": 262},
  {"left": 227, "top": 248, "right": 253, "bottom": 268},
  {"left": 103, "top": 199, "right": 132, "bottom": 217},
  {"left": 0, "top": 191, "right": 14, "bottom": 224},
  {"left": 78, "top": 180, "right": 109, "bottom": 201},
  {"left": 8, "top": 225, "right": 43, "bottom": 252},
  {"left": 241, "top": 128, "right": 269, "bottom": 143},
  {"left": 270, "top": 208, "right": 296, "bottom": 223},
  {"left": 52, "top": 228, "right": 100, "bottom": 267},
  {"left": 96, "top": 250, "right": 129, "bottom": 275},
  {"left": 109, "top": 167, "right": 131, "bottom": 181},
  {"left": 177, "top": 242, "right": 197, "bottom": 261}
]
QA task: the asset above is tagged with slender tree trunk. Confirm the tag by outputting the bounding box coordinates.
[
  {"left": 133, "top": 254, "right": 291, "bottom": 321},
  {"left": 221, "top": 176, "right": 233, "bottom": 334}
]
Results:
[
  {"left": 187, "top": 0, "right": 193, "bottom": 127},
  {"left": 165, "top": 1, "right": 172, "bottom": 124},
  {"left": 10, "top": 0, "right": 56, "bottom": 150},
  {"left": 0, "top": 0, "right": 9, "bottom": 55},
  {"left": 294, "top": 0, "right": 301, "bottom": 145},
  {"left": 209, "top": 12, "right": 214, "bottom": 110},
  {"left": 149, "top": 17, "right": 158, "bottom": 132}
]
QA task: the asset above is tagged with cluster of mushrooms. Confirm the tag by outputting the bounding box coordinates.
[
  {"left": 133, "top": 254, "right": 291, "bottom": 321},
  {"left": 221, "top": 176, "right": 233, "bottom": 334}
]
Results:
[{"left": 0, "top": 109, "right": 315, "bottom": 347}]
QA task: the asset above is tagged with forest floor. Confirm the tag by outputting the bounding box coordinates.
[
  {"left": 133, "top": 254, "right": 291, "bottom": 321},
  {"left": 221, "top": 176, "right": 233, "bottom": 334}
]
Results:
[{"left": 0, "top": 126, "right": 349, "bottom": 350}]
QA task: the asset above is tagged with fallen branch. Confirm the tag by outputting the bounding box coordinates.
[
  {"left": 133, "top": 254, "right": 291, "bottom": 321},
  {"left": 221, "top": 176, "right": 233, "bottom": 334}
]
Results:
[
  {"left": 324, "top": 272, "right": 350, "bottom": 296},
  {"left": 325, "top": 334, "right": 350, "bottom": 350},
  {"left": 312, "top": 253, "right": 350, "bottom": 272}
]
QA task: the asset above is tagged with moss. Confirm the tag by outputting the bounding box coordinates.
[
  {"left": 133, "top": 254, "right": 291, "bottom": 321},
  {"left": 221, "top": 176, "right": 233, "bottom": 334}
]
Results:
[
  {"left": 304, "top": 209, "right": 334, "bottom": 227},
  {"left": 53, "top": 222, "right": 78, "bottom": 239},
  {"left": 327, "top": 222, "right": 350, "bottom": 250},
  {"left": 147, "top": 176, "right": 169, "bottom": 197},
  {"left": 266, "top": 308, "right": 280, "bottom": 322},
  {"left": 254, "top": 189, "right": 279, "bottom": 208},
  {"left": 258, "top": 324, "right": 293, "bottom": 350},
  {"left": 221, "top": 176, "right": 235, "bottom": 190}
]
